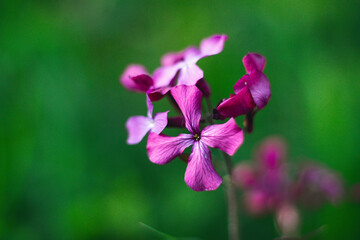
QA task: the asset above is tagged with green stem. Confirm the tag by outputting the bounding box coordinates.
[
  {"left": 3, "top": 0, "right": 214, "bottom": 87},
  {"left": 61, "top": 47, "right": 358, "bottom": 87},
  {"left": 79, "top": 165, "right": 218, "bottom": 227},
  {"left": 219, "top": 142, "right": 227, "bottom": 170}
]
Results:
[
  {"left": 205, "top": 97, "right": 214, "bottom": 124},
  {"left": 204, "top": 96, "right": 240, "bottom": 240},
  {"left": 222, "top": 152, "right": 240, "bottom": 240}
]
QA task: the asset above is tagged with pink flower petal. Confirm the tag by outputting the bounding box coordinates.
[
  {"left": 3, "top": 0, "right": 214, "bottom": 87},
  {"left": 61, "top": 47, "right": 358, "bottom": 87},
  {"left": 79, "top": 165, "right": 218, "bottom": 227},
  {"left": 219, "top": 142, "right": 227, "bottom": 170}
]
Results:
[
  {"left": 146, "top": 95, "right": 153, "bottom": 118},
  {"left": 246, "top": 71, "right": 271, "bottom": 109},
  {"left": 177, "top": 63, "right": 203, "bottom": 86},
  {"left": 153, "top": 65, "right": 179, "bottom": 88},
  {"left": 256, "top": 137, "right": 287, "bottom": 169},
  {"left": 216, "top": 87, "right": 256, "bottom": 118},
  {"left": 126, "top": 116, "right": 153, "bottom": 145},
  {"left": 131, "top": 74, "right": 154, "bottom": 92},
  {"left": 201, "top": 118, "right": 244, "bottom": 156},
  {"left": 243, "top": 53, "right": 266, "bottom": 74},
  {"left": 233, "top": 74, "right": 250, "bottom": 94},
  {"left": 120, "top": 64, "right": 151, "bottom": 92},
  {"left": 147, "top": 86, "right": 172, "bottom": 101},
  {"left": 171, "top": 85, "right": 202, "bottom": 134},
  {"left": 147, "top": 133, "right": 194, "bottom": 165},
  {"left": 152, "top": 111, "right": 169, "bottom": 134},
  {"left": 183, "top": 47, "right": 202, "bottom": 63},
  {"left": 161, "top": 50, "right": 185, "bottom": 67},
  {"left": 196, "top": 78, "right": 211, "bottom": 97},
  {"left": 233, "top": 71, "right": 270, "bottom": 109},
  {"left": 200, "top": 34, "right": 228, "bottom": 57},
  {"left": 184, "top": 141, "right": 222, "bottom": 191}
]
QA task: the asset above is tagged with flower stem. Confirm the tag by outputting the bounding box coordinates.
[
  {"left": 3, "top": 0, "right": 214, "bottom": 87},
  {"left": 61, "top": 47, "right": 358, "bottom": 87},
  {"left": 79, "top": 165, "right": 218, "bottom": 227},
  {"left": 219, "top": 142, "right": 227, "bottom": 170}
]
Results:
[
  {"left": 205, "top": 97, "right": 214, "bottom": 124},
  {"left": 223, "top": 152, "right": 240, "bottom": 240},
  {"left": 204, "top": 95, "right": 240, "bottom": 240}
]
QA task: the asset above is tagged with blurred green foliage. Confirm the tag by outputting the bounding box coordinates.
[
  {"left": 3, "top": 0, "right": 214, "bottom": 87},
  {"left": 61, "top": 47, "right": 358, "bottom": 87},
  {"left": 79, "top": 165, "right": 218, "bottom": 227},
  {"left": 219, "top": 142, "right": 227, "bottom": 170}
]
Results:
[{"left": 1, "top": 0, "right": 360, "bottom": 239}]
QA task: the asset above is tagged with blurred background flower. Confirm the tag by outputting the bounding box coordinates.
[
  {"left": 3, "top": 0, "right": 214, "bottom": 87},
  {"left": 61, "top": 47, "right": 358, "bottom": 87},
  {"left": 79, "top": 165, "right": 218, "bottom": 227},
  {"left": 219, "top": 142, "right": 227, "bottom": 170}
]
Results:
[
  {"left": 233, "top": 136, "right": 344, "bottom": 237},
  {"left": 1, "top": 0, "right": 360, "bottom": 239}
]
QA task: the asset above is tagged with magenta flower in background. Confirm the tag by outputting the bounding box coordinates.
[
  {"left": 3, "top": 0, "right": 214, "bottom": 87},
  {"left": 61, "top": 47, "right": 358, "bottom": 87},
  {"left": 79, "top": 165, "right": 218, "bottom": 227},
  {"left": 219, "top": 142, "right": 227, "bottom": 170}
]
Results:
[
  {"left": 153, "top": 34, "right": 228, "bottom": 88},
  {"left": 217, "top": 53, "right": 271, "bottom": 118},
  {"left": 255, "top": 136, "right": 287, "bottom": 170},
  {"left": 234, "top": 136, "right": 344, "bottom": 216},
  {"left": 296, "top": 164, "right": 343, "bottom": 205},
  {"left": 147, "top": 85, "right": 244, "bottom": 191},
  {"left": 233, "top": 137, "right": 289, "bottom": 214},
  {"left": 126, "top": 95, "right": 168, "bottom": 144}
]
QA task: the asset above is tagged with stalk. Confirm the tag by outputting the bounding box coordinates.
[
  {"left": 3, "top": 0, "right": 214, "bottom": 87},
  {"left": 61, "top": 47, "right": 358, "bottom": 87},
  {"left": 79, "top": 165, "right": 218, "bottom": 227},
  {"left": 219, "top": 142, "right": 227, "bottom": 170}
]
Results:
[
  {"left": 204, "top": 95, "right": 240, "bottom": 240},
  {"left": 223, "top": 152, "right": 240, "bottom": 240}
]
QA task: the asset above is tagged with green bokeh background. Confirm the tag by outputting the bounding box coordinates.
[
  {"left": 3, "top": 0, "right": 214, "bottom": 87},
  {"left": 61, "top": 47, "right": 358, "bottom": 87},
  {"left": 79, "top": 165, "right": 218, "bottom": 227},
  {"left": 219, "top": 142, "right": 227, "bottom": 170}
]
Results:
[{"left": 1, "top": 0, "right": 360, "bottom": 239}]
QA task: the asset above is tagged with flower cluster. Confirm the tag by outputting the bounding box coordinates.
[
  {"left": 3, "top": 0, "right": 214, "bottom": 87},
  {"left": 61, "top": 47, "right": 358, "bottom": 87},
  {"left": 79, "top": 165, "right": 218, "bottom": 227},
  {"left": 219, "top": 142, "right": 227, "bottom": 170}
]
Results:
[
  {"left": 232, "top": 136, "right": 343, "bottom": 235},
  {"left": 233, "top": 137, "right": 290, "bottom": 215},
  {"left": 120, "top": 34, "right": 271, "bottom": 191}
]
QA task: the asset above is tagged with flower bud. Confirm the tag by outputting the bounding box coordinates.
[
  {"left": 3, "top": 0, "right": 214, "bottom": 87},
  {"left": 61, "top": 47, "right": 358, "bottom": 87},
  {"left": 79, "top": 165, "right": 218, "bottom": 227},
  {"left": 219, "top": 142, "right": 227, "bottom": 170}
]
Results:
[{"left": 276, "top": 204, "right": 300, "bottom": 236}]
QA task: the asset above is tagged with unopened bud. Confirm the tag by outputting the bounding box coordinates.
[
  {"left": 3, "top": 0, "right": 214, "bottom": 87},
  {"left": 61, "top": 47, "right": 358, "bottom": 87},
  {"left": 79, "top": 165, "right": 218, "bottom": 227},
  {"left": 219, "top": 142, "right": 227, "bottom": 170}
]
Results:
[{"left": 276, "top": 204, "right": 300, "bottom": 236}]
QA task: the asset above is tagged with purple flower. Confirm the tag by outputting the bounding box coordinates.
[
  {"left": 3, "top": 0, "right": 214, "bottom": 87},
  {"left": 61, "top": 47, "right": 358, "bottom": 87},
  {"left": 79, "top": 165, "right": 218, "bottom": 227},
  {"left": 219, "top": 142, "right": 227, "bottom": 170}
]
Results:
[
  {"left": 126, "top": 95, "right": 168, "bottom": 144},
  {"left": 147, "top": 85, "right": 244, "bottom": 191},
  {"left": 120, "top": 35, "right": 226, "bottom": 101},
  {"left": 216, "top": 53, "right": 271, "bottom": 118},
  {"left": 153, "top": 34, "right": 228, "bottom": 88}
]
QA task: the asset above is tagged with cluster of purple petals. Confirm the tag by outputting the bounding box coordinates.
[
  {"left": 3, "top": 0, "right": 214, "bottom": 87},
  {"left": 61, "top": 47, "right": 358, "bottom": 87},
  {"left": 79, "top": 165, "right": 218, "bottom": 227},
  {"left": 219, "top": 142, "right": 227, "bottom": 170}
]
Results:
[
  {"left": 120, "top": 34, "right": 227, "bottom": 101},
  {"left": 216, "top": 53, "right": 271, "bottom": 119},
  {"left": 121, "top": 34, "right": 261, "bottom": 191},
  {"left": 232, "top": 137, "right": 343, "bottom": 215}
]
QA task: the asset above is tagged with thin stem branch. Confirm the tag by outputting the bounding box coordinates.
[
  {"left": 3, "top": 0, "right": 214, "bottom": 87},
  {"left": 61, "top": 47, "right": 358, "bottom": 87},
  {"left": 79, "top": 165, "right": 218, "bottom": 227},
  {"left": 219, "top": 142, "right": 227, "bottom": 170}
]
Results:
[
  {"left": 274, "top": 225, "right": 325, "bottom": 240},
  {"left": 222, "top": 152, "right": 240, "bottom": 240},
  {"left": 205, "top": 97, "right": 214, "bottom": 124}
]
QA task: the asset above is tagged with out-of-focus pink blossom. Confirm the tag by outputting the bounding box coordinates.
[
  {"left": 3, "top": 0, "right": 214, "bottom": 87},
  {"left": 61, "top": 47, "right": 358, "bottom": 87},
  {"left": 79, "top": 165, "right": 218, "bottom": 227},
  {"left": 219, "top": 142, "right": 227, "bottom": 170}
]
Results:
[
  {"left": 234, "top": 136, "right": 344, "bottom": 216},
  {"left": 256, "top": 136, "right": 287, "bottom": 170},
  {"left": 233, "top": 137, "right": 289, "bottom": 214},
  {"left": 244, "top": 190, "right": 268, "bottom": 215},
  {"left": 296, "top": 164, "right": 344, "bottom": 206},
  {"left": 233, "top": 163, "right": 257, "bottom": 188},
  {"left": 276, "top": 204, "right": 300, "bottom": 236}
]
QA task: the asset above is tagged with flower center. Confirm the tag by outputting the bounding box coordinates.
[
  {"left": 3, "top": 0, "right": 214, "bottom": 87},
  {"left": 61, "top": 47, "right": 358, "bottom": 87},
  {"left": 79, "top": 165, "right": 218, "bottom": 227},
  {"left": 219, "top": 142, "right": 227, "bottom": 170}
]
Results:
[{"left": 193, "top": 133, "right": 201, "bottom": 141}]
